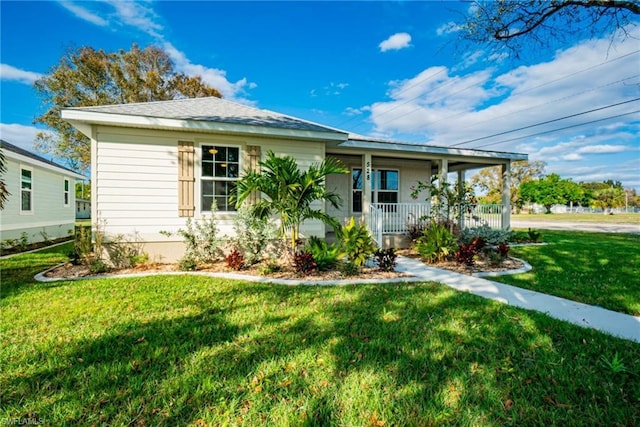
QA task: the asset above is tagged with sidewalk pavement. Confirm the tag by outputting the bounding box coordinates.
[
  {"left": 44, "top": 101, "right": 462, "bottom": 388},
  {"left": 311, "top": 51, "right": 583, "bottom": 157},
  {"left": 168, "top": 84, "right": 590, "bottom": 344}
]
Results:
[{"left": 395, "top": 256, "right": 640, "bottom": 344}]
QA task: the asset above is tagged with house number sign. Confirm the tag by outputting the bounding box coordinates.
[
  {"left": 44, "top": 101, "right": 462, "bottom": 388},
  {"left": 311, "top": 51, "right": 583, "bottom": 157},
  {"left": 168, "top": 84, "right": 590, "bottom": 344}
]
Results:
[{"left": 365, "top": 161, "right": 371, "bottom": 183}]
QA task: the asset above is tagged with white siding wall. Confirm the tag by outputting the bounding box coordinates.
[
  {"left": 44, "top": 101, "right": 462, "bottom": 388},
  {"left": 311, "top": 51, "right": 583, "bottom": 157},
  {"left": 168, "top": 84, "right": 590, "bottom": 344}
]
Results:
[
  {"left": 92, "top": 127, "right": 328, "bottom": 260},
  {"left": 0, "top": 156, "right": 77, "bottom": 243}
]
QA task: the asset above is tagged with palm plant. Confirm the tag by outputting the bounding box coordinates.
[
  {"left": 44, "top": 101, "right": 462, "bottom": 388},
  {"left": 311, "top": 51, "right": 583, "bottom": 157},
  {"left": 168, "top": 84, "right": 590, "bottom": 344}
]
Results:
[{"left": 233, "top": 150, "right": 348, "bottom": 249}]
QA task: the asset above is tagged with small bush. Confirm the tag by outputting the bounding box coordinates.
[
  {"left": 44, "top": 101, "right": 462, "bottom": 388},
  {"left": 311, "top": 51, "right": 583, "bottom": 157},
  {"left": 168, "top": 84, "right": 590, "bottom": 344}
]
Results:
[
  {"left": 225, "top": 248, "right": 246, "bottom": 271},
  {"left": 339, "top": 261, "right": 359, "bottom": 276},
  {"left": 258, "top": 261, "right": 282, "bottom": 276},
  {"left": 497, "top": 243, "right": 510, "bottom": 257},
  {"left": 178, "top": 256, "right": 198, "bottom": 271},
  {"left": 294, "top": 251, "right": 317, "bottom": 275},
  {"left": 89, "top": 259, "right": 109, "bottom": 274},
  {"left": 415, "top": 222, "right": 458, "bottom": 263},
  {"left": 527, "top": 228, "right": 543, "bottom": 243},
  {"left": 374, "top": 248, "right": 397, "bottom": 272},
  {"left": 455, "top": 237, "right": 485, "bottom": 266},
  {"left": 338, "top": 217, "right": 376, "bottom": 267},
  {"left": 305, "top": 236, "right": 342, "bottom": 271},
  {"left": 460, "top": 225, "right": 511, "bottom": 246},
  {"left": 232, "top": 206, "right": 277, "bottom": 265},
  {"left": 486, "top": 250, "right": 506, "bottom": 267}
]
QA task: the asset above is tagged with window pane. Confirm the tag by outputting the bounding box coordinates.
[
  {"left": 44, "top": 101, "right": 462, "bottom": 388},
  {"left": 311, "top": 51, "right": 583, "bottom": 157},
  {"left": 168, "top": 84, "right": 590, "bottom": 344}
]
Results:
[
  {"left": 202, "top": 180, "right": 214, "bottom": 196},
  {"left": 378, "top": 170, "right": 398, "bottom": 191},
  {"left": 215, "top": 163, "right": 227, "bottom": 177},
  {"left": 202, "top": 196, "right": 214, "bottom": 211},
  {"left": 203, "top": 162, "right": 214, "bottom": 177},
  {"left": 377, "top": 192, "right": 398, "bottom": 204},
  {"left": 352, "top": 190, "right": 362, "bottom": 213},
  {"left": 228, "top": 147, "right": 239, "bottom": 162},
  {"left": 64, "top": 180, "right": 69, "bottom": 191},
  {"left": 202, "top": 146, "right": 214, "bottom": 161},
  {"left": 227, "top": 164, "right": 238, "bottom": 178},
  {"left": 214, "top": 181, "right": 227, "bottom": 196},
  {"left": 215, "top": 147, "right": 227, "bottom": 162},
  {"left": 21, "top": 191, "right": 31, "bottom": 211},
  {"left": 21, "top": 169, "right": 31, "bottom": 189},
  {"left": 352, "top": 169, "right": 362, "bottom": 190},
  {"left": 65, "top": 193, "right": 69, "bottom": 205}
]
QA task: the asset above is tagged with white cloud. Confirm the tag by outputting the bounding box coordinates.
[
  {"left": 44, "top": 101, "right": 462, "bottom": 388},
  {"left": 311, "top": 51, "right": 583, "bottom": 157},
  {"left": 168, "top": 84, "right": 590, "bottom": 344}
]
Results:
[
  {"left": 105, "top": 0, "right": 163, "bottom": 37},
  {"left": 54, "top": 1, "right": 256, "bottom": 103},
  {"left": 577, "top": 144, "right": 629, "bottom": 154},
  {"left": 0, "top": 64, "right": 43, "bottom": 84},
  {"left": 436, "top": 22, "right": 460, "bottom": 36},
  {"left": 59, "top": 1, "right": 108, "bottom": 26},
  {"left": 0, "top": 123, "right": 42, "bottom": 151},
  {"left": 379, "top": 32, "right": 412, "bottom": 52},
  {"left": 163, "top": 42, "right": 256, "bottom": 102}
]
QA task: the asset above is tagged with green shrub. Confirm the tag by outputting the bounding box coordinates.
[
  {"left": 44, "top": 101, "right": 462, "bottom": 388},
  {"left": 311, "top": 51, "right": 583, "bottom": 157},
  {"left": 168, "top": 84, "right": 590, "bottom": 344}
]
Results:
[
  {"left": 258, "top": 261, "right": 282, "bottom": 276},
  {"left": 460, "top": 225, "right": 511, "bottom": 246},
  {"left": 414, "top": 222, "right": 458, "bottom": 263},
  {"left": 232, "top": 206, "right": 277, "bottom": 265},
  {"left": 339, "top": 261, "right": 359, "bottom": 276},
  {"left": 305, "top": 236, "right": 342, "bottom": 271},
  {"left": 337, "top": 217, "right": 376, "bottom": 267}
]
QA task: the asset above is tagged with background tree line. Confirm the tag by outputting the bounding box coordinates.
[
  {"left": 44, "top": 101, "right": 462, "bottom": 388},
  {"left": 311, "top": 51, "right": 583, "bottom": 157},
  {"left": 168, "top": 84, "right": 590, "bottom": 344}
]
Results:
[{"left": 472, "top": 161, "right": 638, "bottom": 214}]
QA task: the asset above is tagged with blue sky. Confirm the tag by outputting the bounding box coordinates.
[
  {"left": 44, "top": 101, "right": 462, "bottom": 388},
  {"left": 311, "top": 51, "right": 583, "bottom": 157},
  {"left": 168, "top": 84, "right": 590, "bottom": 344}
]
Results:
[{"left": 1, "top": 1, "right": 639, "bottom": 189}]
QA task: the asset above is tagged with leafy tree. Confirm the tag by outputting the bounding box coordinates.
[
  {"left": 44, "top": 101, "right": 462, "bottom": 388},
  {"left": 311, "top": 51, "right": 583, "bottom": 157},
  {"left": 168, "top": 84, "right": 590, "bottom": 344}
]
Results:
[
  {"left": 33, "top": 44, "right": 222, "bottom": 173},
  {"left": 458, "top": 1, "right": 639, "bottom": 57},
  {"left": 233, "top": 150, "right": 348, "bottom": 249},
  {"left": 471, "top": 160, "right": 546, "bottom": 211},
  {"left": 591, "top": 186, "right": 626, "bottom": 212},
  {"left": 0, "top": 148, "right": 9, "bottom": 210},
  {"left": 520, "top": 173, "right": 583, "bottom": 213},
  {"left": 75, "top": 182, "right": 91, "bottom": 200}
]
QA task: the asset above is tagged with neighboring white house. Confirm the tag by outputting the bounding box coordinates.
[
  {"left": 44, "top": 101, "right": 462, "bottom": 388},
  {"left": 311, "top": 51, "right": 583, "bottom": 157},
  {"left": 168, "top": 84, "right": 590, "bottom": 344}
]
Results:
[
  {"left": 76, "top": 198, "right": 91, "bottom": 219},
  {"left": 0, "top": 140, "right": 85, "bottom": 245},
  {"left": 61, "top": 97, "right": 527, "bottom": 262}
]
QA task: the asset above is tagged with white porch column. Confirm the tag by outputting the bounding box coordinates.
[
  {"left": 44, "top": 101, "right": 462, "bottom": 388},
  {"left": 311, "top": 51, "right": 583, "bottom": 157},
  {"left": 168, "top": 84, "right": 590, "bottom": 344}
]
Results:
[
  {"left": 501, "top": 162, "right": 511, "bottom": 230},
  {"left": 457, "top": 169, "right": 465, "bottom": 230},
  {"left": 438, "top": 159, "right": 448, "bottom": 221},
  {"left": 362, "top": 153, "right": 372, "bottom": 217}
]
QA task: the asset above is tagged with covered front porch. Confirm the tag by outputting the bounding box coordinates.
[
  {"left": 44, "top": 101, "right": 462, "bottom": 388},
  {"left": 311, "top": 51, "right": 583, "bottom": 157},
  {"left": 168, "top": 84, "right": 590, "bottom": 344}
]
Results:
[{"left": 324, "top": 135, "right": 527, "bottom": 247}]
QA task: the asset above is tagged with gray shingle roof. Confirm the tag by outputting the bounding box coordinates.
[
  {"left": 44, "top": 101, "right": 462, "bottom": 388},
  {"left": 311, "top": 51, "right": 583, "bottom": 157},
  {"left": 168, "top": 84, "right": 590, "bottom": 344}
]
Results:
[
  {"left": 0, "top": 139, "right": 83, "bottom": 176},
  {"left": 67, "top": 96, "right": 345, "bottom": 135}
]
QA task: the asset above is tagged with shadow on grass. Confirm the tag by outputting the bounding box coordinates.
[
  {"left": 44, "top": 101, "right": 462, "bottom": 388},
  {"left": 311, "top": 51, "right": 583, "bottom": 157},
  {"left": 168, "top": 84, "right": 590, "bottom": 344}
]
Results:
[
  {"left": 0, "top": 243, "right": 72, "bottom": 301},
  {"left": 5, "top": 278, "right": 637, "bottom": 425}
]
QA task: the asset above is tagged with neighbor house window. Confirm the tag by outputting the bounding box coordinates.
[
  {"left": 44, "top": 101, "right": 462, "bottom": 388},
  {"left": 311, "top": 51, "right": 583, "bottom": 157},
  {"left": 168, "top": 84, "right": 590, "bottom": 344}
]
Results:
[
  {"left": 352, "top": 168, "right": 399, "bottom": 213},
  {"left": 201, "top": 145, "right": 239, "bottom": 212},
  {"left": 64, "top": 178, "right": 70, "bottom": 206},
  {"left": 21, "top": 168, "right": 33, "bottom": 213}
]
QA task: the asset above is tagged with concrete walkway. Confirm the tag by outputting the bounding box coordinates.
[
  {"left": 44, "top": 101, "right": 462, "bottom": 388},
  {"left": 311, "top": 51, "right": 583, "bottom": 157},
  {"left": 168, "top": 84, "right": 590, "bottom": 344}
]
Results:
[{"left": 395, "top": 256, "right": 640, "bottom": 343}]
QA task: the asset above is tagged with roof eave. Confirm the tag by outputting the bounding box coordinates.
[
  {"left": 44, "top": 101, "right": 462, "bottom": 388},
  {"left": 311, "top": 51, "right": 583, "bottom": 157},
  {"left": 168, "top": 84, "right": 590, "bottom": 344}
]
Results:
[
  {"left": 61, "top": 110, "right": 348, "bottom": 142},
  {"left": 337, "top": 139, "right": 528, "bottom": 161}
]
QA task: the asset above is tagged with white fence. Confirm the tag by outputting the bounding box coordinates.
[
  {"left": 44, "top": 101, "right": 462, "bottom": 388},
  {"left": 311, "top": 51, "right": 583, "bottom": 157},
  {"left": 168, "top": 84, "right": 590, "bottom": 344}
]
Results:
[{"left": 368, "top": 203, "right": 503, "bottom": 244}]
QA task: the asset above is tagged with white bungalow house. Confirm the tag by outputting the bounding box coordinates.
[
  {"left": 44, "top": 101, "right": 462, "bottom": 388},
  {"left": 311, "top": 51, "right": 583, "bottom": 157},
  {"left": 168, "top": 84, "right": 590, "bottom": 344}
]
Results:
[
  {"left": 0, "top": 140, "right": 85, "bottom": 246},
  {"left": 61, "top": 97, "right": 526, "bottom": 262}
]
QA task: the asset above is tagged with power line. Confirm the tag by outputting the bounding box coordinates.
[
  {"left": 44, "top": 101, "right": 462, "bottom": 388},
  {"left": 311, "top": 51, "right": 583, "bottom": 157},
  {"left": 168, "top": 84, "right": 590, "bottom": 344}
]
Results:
[
  {"left": 450, "top": 97, "right": 640, "bottom": 147},
  {"left": 347, "top": 49, "right": 640, "bottom": 133},
  {"left": 472, "top": 110, "right": 640, "bottom": 150}
]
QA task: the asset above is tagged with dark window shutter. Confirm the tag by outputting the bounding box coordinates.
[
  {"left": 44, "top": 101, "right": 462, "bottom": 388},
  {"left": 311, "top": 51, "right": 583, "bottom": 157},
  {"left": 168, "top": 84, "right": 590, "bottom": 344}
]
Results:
[{"left": 178, "top": 141, "right": 195, "bottom": 217}]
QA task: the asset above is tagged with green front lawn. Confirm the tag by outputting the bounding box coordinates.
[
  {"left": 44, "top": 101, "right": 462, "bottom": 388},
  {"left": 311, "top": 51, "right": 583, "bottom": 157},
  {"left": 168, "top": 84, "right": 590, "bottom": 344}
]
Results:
[
  {"left": 1, "top": 245, "right": 639, "bottom": 426},
  {"left": 497, "top": 231, "right": 640, "bottom": 316}
]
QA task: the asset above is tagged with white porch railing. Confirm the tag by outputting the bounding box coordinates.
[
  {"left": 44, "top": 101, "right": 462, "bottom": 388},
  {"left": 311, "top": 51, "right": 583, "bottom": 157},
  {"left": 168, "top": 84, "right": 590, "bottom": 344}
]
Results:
[{"left": 368, "top": 203, "right": 503, "bottom": 244}]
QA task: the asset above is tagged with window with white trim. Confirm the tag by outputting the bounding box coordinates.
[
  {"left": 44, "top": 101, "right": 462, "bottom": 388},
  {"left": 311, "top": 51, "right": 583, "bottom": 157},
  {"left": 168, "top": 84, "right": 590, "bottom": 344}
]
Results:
[
  {"left": 64, "top": 178, "right": 70, "bottom": 206},
  {"left": 352, "top": 168, "right": 399, "bottom": 213},
  {"left": 20, "top": 168, "right": 33, "bottom": 213},
  {"left": 201, "top": 145, "right": 239, "bottom": 212}
]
